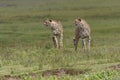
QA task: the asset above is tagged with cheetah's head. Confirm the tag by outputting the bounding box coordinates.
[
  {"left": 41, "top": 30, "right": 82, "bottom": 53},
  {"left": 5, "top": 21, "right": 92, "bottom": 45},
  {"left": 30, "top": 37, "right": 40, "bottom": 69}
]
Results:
[
  {"left": 75, "top": 18, "right": 82, "bottom": 26},
  {"left": 44, "top": 19, "right": 53, "bottom": 27}
]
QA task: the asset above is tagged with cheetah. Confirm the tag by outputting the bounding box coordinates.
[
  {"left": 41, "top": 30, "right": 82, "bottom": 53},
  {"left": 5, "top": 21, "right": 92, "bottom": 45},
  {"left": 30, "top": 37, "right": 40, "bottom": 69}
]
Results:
[
  {"left": 44, "top": 19, "right": 63, "bottom": 48},
  {"left": 73, "top": 18, "right": 91, "bottom": 51}
]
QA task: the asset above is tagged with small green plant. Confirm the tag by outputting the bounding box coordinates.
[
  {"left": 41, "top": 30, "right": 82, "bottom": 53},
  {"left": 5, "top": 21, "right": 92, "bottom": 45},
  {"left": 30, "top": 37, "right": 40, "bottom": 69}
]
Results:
[
  {"left": 22, "top": 74, "right": 32, "bottom": 80},
  {"left": 82, "top": 71, "right": 118, "bottom": 80}
]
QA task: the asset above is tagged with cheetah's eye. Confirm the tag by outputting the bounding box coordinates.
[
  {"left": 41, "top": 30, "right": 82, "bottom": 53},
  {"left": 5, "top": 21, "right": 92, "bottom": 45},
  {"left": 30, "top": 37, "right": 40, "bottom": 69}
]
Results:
[
  {"left": 49, "top": 19, "right": 52, "bottom": 22},
  {"left": 78, "top": 19, "right": 81, "bottom": 22}
]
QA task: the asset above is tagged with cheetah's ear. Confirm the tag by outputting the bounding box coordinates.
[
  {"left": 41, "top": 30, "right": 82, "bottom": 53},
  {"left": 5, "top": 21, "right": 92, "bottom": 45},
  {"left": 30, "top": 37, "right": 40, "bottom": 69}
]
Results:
[
  {"left": 49, "top": 19, "right": 52, "bottom": 22},
  {"left": 78, "top": 18, "right": 81, "bottom": 22}
]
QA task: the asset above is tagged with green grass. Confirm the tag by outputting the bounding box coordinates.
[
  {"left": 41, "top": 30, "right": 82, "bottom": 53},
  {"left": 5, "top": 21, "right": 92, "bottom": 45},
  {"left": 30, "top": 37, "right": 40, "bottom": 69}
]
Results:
[{"left": 0, "top": 0, "right": 120, "bottom": 80}]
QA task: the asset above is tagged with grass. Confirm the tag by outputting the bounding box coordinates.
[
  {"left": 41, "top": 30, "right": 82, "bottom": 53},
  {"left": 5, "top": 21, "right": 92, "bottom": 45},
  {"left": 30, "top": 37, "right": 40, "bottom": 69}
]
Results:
[{"left": 0, "top": 0, "right": 120, "bottom": 80}]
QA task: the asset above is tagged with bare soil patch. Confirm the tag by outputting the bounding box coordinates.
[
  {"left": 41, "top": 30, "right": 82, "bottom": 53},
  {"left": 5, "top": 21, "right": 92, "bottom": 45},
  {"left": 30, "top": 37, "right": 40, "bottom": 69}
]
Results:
[
  {"left": 0, "top": 68, "right": 90, "bottom": 80},
  {"left": 42, "top": 68, "right": 90, "bottom": 77},
  {"left": 109, "top": 64, "right": 120, "bottom": 70},
  {"left": 0, "top": 75, "right": 21, "bottom": 80}
]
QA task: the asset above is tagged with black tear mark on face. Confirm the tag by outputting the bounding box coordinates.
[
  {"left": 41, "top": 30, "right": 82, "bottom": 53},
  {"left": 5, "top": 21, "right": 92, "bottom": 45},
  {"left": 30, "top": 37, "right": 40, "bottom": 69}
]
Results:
[
  {"left": 78, "top": 18, "right": 81, "bottom": 22},
  {"left": 49, "top": 19, "right": 52, "bottom": 22}
]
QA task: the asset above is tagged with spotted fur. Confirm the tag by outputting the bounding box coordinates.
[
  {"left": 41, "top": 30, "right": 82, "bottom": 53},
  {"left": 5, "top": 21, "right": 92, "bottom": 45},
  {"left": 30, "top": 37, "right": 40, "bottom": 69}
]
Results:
[
  {"left": 73, "top": 18, "right": 91, "bottom": 51},
  {"left": 44, "top": 19, "right": 63, "bottom": 48}
]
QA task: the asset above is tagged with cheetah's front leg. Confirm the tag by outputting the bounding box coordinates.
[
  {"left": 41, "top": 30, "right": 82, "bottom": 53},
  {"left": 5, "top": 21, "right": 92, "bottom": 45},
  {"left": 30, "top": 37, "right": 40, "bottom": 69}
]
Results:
[
  {"left": 59, "top": 33, "right": 63, "bottom": 48},
  {"left": 52, "top": 36, "right": 58, "bottom": 48}
]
